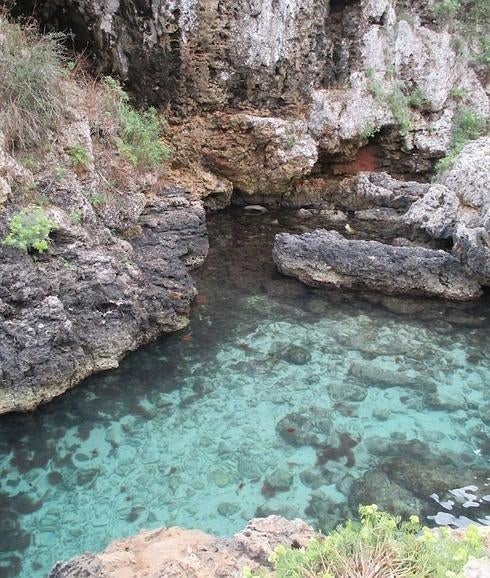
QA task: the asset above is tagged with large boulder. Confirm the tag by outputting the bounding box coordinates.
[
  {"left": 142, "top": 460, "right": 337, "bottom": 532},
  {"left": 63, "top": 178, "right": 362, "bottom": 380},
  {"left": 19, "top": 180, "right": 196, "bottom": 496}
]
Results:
[
  {"left": 440, "top": 138, "right": 490, "bottom": 286},
  {"left": 273, "top": 230, "right": 481, "bottom": 301}
]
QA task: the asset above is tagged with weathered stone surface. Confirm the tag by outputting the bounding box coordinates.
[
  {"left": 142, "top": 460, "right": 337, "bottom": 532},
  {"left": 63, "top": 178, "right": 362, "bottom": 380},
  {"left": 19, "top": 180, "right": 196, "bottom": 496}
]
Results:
[
  {"left": 199, "top": 114, "right": 318, "bottom": 196},
  {"left": 440, "top": 138, "right": 490, "bottom": 285},
  {"left": 333, "top": 172, "right": 429, "bottom": 212},
  {"left": 453, "top": 225, "right": 490, "bottom": 286},
  {"left": 405, "top": 138, "right": 490, "bottom": 285},
  {"left": 273, "top": 230, "right": 481, "bottom": 300},
  {"left": 32, "top": 0, "right": 330, "bottom": 112},
  {"left": 48, "top": 517, "right": 490, "bottom": 578},
  {"left": 0, "top": 189, "right": 208, "bottom": 414},
  {"left": 49, "top": 517, "right": 316, "bottom": 578},
  {"left": 404, "top": 184, "right": 459, "bottom": 239},
  {"left": 21, "top": 0, "right": 489, "bottom": 193}
]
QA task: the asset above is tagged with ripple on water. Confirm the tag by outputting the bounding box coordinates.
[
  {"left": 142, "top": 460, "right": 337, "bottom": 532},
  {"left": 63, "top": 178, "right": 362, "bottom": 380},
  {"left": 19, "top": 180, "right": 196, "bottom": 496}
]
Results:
[{"left": 0, "top": 209, "right": 489, "bottom": 578}]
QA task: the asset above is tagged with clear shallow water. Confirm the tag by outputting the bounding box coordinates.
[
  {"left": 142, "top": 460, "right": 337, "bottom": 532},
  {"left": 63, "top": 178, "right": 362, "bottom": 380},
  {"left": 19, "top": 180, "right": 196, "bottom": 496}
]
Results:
[{"left": 0, "top": 209, "right": 489, "bottom": 578}]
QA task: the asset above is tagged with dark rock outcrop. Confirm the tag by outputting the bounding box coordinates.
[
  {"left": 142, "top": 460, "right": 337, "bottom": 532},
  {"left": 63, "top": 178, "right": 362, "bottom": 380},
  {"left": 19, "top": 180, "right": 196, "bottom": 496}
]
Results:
[
  {"left": 0, "top": 189, "right": 208, "bottom": 414},
  {"left": 273, "top": 229, "right": 481, "bottom": 300}
]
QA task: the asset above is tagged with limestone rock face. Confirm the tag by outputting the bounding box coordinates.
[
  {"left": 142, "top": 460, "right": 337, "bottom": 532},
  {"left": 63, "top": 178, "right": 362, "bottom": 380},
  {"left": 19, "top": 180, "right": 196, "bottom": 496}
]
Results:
[
  {"left": 273, "top": 230, "right": 481, "bottom": 300},
  {"left": 199, "top": 114, "right": 318, "bottom": 196},
  {"left": 21, "top": 0, "right": 489, "bottom": 192},
  {"left": 404, "top": 184, "right": 459, "bottom": 239},
  {"left": 48, "top": 517, "right": 317, "bottom": 578},
  {"left": 31, "top": 0, "right": 330, "bottom": 111},
  {"left": 405, "top": 138, "right": 490, "bottom": 284},
  {"left": 0, "top": 190, "right": 208, "bottom": 414}
]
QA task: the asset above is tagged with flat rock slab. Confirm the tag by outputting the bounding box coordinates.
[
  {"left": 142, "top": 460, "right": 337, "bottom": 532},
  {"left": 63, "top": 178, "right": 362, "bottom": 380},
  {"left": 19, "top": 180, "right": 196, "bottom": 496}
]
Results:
[{"left": 273, "top": 230, "right": 481, "bottom": 301}]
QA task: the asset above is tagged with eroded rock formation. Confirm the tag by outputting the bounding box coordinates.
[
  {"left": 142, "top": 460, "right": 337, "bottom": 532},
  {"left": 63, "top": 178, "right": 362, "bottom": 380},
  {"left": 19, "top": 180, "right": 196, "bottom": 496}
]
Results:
[
  {"left": 48, "top": 516, "right": 317, "bottom": 578},
  {"left": 0, "top": 83, "right": 208, "bottom": 413},
  {"left": 0, "top": 188, "right": 207, "bottom": 414},
  {"left": 273, "top": 229, "right": 481, "bottom": 300},
  {"left": 48, "top": 517, "right": 490, "bottom": 578},
  {"left": 17, "top": 0, "right": 489, "bottom": 197}
]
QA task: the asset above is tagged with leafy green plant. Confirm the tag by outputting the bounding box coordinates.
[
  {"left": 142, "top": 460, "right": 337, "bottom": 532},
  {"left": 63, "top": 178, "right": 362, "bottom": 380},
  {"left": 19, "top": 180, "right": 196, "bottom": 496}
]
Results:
[
  {"left": 53, "top": 165, "right": 68, "bottom": 180},
  {"left": 365, "top": 68, "right": 386, "bottom": 101},
  {"left": 103, "top": 76, "right": 171, "bottom": 170},
  {"left": 88, "top": 193, "right": 106, "bottom": 208},
  {"left": 68, "top": 145, "right": 92, "bottom": 170},
  {"left": 3, "top": 207, "right": 57, "bottom": 253},
  {"left": 436, "top": 108, "right": 488, "bottom": 173},
  {"left": 434, "top": 0, "right": 461, "bottom": 17},
  {"left": 450, "top": 87, "right": 468, "bottom": 100},
  {"left": 434, "top": 0, "right": 490, "bottom": 65},
  {"left": 360, "top": 122, "right": 381, "bottom": 140},
  {"left": 388, "top": 87, "right": 413, "bottom": 144},
  {"left": 0, "top": 14, "right": 68, "bottom": 150},
  {"left": 258, "top": 506, "right": 484, "bottom": 578},
  {"left": 408, "top": 87, "right": 428, "bottom": 109},
  {"left": 69, "top": 209, "right": 82, "bottom": 224}
]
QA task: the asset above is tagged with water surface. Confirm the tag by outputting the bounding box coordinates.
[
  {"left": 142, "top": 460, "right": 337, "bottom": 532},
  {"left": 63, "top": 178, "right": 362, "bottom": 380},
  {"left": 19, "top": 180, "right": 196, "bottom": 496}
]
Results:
[{"left": 0, "top": 209, "right": 489, "bottom": 578}]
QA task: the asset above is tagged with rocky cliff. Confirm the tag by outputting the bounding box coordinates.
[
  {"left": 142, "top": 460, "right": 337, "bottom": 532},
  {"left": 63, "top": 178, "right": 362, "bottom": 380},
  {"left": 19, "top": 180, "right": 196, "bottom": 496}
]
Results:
[
  {"left": 18, "top": 0, "right": 489, "bottom": 200},
  {"left": 0, "top": 47, "right": 208, "bottom": 413},
  {"left": 1, "top": 1, "right": 488, "bottom": 413},
  {"left": 48, "top": 517, "right": 490, "bottom": 578}
]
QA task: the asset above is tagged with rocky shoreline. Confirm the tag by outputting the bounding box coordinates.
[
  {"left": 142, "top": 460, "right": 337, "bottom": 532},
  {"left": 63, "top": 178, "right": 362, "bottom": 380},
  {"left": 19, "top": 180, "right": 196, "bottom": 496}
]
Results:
[
  {"left": 48, "top": 517, "right": 490, "bottom": 578},
  {"left": 0, "top": 187, "right": 208, "bottom": 414},
  {"left": 1, "top": 0, "right": 489, "bottom": 414}
]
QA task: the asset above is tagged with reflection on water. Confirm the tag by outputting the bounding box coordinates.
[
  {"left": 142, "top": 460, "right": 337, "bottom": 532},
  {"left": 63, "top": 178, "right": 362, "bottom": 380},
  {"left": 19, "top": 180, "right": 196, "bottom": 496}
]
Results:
[{"left": 0, "top": 208, "right": 489, "bottom": 578}]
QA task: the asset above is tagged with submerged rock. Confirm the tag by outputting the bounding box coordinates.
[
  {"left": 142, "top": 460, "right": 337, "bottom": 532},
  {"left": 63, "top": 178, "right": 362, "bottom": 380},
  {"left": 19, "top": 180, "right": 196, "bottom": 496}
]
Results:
[
  {"left": 349, "top": 468, "right": 424, "bottom": 519},
  {"left": 280, "top": 345, "right": 312, "bottom": 365},
  {"left": 276, "top": 407, "right": 335, "bottom": 448},
  {"left": 264, "top": 469, "right": 293, "bottom": 494},
  {"left": 349, "top": 360, "right": 427, "bottom": 390},
  {"left": 273, "top": 230, "right": 481, "bottom": 300},
  {"left": 381, "top": 457, "right": 483, "bottom": 500}
]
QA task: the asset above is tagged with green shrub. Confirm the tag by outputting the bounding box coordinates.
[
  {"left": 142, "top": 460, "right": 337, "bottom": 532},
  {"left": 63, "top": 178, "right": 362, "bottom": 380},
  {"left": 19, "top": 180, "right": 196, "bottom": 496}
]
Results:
[
  {"left": 0, "top": 15, "right": 68, "bottom": 150},
  {"left": 388, "top": 87, "right": 413, "bottom": 144},
  {"left": 88, "top": 193, "right": 106, "bottom": 208},
  {"left": 359, "top": 122, "right": 380, "bottom": 140},
  {"left": 3, "top": 207, "right": 57, "bottom": 253},
  {"left": 450, "top": 87, "right": 468, "bottom": 100},
  {"left": 365, "top": 68, "right": 386, "bottom": 101},
  {"left": 434, "top": 0, "right": 461, "bottom": 17},
  {"left": 246, "top": 506, "right": 485, "bottom": 578},
  {"left": 434, "top": 0, "right": 490, "bottom": 64},
  {"left": 103, "top": 76, "right": 171, "bottom": 170},
  {"left": 436, "top": 108, "right": 488, "bottom": 173},
  {"left": 68, "top": 145, "right": 92, "bottom": 170},
  {"left": 408, "top": 87, "right": 428, "bottom": 109},
  {"left": 451, "top": 108, "right": 488, "bottom": 148}
]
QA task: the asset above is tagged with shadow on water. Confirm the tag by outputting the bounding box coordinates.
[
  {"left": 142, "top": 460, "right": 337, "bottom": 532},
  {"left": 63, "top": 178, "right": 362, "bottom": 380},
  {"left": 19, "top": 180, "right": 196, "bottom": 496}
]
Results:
[{"left": 0, "top": 208, "right": 489, "bottom": 578}]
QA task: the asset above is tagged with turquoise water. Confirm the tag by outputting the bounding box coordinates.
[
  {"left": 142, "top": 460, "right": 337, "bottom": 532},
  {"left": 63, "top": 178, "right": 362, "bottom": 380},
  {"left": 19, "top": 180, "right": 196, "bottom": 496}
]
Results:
[{"left": 0, "top": 209, "right": 489, "bottom": 578}]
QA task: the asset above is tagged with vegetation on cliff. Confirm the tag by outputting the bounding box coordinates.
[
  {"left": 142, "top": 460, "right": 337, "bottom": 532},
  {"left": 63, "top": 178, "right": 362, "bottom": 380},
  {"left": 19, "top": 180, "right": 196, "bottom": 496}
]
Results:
[{"left": 246, "top": 506, "right": 486, "bottom": 578}]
